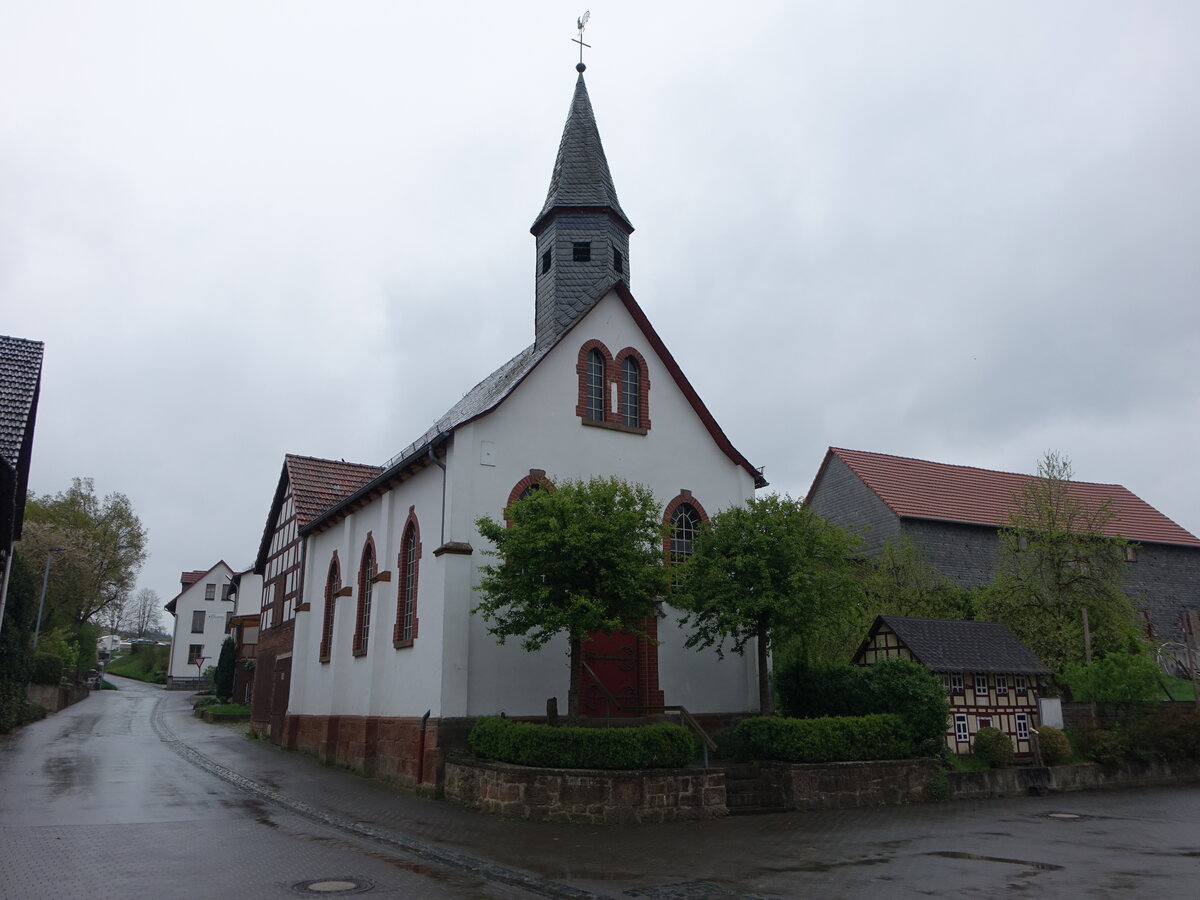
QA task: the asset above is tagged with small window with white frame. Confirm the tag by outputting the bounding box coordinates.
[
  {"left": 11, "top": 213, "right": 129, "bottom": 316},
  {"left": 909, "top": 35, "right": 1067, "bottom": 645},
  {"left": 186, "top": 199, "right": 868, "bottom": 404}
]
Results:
[
  {"left": 1015, "top": 675, "right": 1028, "bottom": 695},
  {"left": 995, "top": 675, "right": 1008, "bottom": 695},
  {"left": 974, "top": 674, "right": 989, "bottom": 697},
  {"left": 939, "top": 673, "right": 952, "bottom": 694},
  {"left": 1016, "top": 712, "right": 1029, "bottom": 740},
  {"left": 954, "top": 713, "right": 969, "bottom": 742},
  {"left": 950, "top": 673, "right": 964, "bottom": 695}
]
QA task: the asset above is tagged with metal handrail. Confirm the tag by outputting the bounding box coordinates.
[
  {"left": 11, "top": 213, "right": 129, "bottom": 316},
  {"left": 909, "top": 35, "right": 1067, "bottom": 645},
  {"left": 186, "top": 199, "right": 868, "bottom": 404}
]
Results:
[{"left": 578, "top": 660, "right": 717, "bottom": 767}]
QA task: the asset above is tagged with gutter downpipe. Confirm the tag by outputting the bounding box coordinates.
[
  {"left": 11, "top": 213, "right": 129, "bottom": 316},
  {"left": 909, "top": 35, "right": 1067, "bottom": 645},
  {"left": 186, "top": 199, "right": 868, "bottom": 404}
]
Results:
[
  {"left": 416, "top": 709, "right": 431, "bottom": 784},
  {"left": 426, "top": 437, "right": 449, "bottom": 546}
]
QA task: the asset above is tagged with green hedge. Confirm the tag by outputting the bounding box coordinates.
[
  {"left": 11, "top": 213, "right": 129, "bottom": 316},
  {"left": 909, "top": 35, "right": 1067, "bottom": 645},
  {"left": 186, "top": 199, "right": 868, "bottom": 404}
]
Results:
[
  {"left": 719, "top": 713, "right": 915, "bottom": 763},
  {"left": 468, "top": 717, "right": 695, "bottom": 769},
  {"left": 29, "top": 652, "right": 64, "bottom": 686}
]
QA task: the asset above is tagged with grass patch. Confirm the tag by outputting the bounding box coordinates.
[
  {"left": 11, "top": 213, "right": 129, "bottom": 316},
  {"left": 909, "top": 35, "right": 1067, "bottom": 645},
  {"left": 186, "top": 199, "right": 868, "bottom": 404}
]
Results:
[
  {"left": 1159, "top": 676, "right": 1198, "bottom": 702},
  {"left": 206, "top": 704, "right": 250, "bottom": 715},
  {"left": 105, "top": 645, "right": 169, "bottom": 684}
]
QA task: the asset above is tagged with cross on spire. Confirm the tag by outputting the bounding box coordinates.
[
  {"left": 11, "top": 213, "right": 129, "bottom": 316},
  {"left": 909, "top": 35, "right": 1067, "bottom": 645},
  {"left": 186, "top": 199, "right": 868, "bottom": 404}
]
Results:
[{"left": 573, "top": 11, "right": 591, "bottom": 72}]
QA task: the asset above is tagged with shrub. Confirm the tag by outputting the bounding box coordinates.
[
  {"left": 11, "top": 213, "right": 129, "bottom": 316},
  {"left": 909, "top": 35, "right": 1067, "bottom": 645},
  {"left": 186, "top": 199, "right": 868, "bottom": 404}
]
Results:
[
  {"left": 1062, "top": 653, "right": 1159, "bottom": 709},
  {"left": 774, "top": 659, "right": 948, "bottom": 750},
  {"left": 1073, "top": 726, "right": 1129, "bottom": 765},
  {"left": 468, "top": 718, "right": 694, "bottom": 769},
  {"left": 29, "top": 652, "right": 64, "bottom": 685},
  {"left": 972, "top": 726, "right": 1014, "bottom": 768},
  {"left": 214, "top": 638, "right": 236, "bottom": 702},
  {"left": 724, "top": 714, "right": 914, "bottom": 763},
  {"left": 1037, "top": 725, "right": 1072, "bottom": 766}
]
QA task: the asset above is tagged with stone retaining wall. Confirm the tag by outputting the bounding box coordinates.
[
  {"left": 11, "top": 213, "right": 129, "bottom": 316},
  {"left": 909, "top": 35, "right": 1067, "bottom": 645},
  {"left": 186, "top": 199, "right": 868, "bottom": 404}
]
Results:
[
  {"left": 26, "top": 682, "right": 89, "bottom": 712},
  {"left": 949, "top": 759, "right": 1200, "bottom": 799},
  {"left": 444, "top": 759, "right": 728, "bottom": 823},
  {"left": 775, "top": 758, "right": 942, "bottom": 810}
]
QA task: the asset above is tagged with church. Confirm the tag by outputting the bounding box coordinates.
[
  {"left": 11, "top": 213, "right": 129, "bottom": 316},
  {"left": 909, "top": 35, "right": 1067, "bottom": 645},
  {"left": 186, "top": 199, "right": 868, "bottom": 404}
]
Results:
[{"left": 262, "top": 63, "right": 767, "bottom": 787}]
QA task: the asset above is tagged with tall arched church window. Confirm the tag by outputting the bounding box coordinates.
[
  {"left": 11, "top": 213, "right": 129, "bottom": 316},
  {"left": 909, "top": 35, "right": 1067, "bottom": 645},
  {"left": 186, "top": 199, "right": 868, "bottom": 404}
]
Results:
[
  {"left": 506, "top": 470, "right": 553, "bottom": 527},
  {"left": 621, "top": 355, "right": 640, "bottom": 427},
  {"left": 585, "top": 348, "right": 605, "bottom": 420},
  {"left": 354, "top": 538, "right": 376, "bottom": 656},
  {"left": 319, "top": 554, "right": 340, "bottom": 662},
  {"left": 663, "top": 492, "right": 709, "bottom": 583},
  {"left": 394, "top": 512, "right": 420, "bottom": 648}
]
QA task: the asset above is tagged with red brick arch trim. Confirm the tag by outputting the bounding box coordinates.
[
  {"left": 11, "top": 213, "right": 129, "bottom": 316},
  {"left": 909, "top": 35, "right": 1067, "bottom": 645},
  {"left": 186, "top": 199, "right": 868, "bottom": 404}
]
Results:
[
  {"left": 505, "top": 469, "right": 554, "bottom": 527},
  {"left": 662, "top": 490, "right": 709, "bottom": 561},
  {"left": 614, "top": 347, "right": 651, "bottom": 431},
  {"left": 393, "top": 507, "right": 422, "bottom": 649},
  {"left": 575, "top": 340, "right": 614, "bottom": 422},
  {"left": 319, "top": 551, "right": 341, "bottom": 663},
  {"left": 353, "top": 533, "right": 378, "bottom": 657}
]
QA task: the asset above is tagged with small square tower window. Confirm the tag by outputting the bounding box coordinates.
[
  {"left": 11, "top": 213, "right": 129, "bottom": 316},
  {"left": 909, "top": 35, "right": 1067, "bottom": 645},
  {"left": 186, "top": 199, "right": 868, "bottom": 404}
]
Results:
[
  {"left": 541, "top": 249, "right": 552, "bottom": 274},
  {"left": 572, "top": 242, "right": 591, "bottom": 262}
]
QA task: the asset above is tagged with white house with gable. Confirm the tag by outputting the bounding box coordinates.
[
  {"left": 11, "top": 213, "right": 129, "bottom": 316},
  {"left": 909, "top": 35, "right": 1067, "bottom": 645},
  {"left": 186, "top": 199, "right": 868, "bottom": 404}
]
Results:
[
  {"left": 165, "top": 561, "right": 236, "bottom": 686},
  {"left": 278, "top": 66, "right": 767, "bottom": 787}
]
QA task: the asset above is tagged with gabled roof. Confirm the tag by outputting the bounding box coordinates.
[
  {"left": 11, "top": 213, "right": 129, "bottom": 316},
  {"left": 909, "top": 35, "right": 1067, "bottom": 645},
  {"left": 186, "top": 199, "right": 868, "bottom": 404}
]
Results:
[
  {"left": 0, "top": 334, "right": 43, "bottom": 467},
  {"left": 304, "top": 281, "right": 766, "bottom": 537},
  {"left": 255, "top": 455, "right": 383, "bottom": 570},
  {"left": 856, "top": 615, "right": 1052, "bottom": 675},
  {"left": 531, "top": 72, "right": 633, "bottom": 236},
  {"left": 164, "top": 560, "right": 234, "bottom": 615},
  {"left": 810, "top": 447, "right": 1199, "bottom": 548}
]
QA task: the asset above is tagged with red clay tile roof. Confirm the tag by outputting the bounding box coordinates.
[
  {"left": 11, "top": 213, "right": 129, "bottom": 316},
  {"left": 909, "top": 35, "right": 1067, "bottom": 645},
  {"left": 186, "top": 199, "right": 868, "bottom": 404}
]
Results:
[
  {"left": 284, "top": 455, "right": 383, "bottom": 527},
  {"left": 824, "top": 447, "right": 1200, "bottom": 548},
  {"left": 179, "top": 570, "right": 207, "bottom": 586}
]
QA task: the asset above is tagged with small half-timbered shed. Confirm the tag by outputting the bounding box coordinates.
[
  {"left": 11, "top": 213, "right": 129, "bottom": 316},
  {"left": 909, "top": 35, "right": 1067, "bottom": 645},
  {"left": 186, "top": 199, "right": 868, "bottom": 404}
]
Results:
[{"left": 853, "top": 615, "right": 1053, "bottom": 757}]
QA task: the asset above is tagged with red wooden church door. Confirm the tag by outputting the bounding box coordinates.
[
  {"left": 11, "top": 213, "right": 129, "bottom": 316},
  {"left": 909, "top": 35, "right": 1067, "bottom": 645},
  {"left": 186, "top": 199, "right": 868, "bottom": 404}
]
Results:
[{"left": 581, "top": 630, "right": 639, "bottom": 717}]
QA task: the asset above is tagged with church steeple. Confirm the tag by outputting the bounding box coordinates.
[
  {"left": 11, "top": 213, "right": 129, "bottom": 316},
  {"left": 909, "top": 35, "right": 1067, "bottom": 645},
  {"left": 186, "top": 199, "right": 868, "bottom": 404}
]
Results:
[{"left": 532, "top": 69, "right": 634, "bottom": 348}]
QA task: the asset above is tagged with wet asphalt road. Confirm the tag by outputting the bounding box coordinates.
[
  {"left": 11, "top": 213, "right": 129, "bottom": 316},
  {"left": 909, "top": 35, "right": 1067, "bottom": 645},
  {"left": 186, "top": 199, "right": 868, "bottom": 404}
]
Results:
[{"left": 2, "top": 678, "right": 1200, "bottom": 898}]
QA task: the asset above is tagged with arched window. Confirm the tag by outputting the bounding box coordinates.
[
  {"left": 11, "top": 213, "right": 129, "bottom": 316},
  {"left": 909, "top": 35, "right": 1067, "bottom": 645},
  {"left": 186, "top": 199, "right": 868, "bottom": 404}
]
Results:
[
  {"left": 621, "top": 355, "right": 640, "bottom": 427},
  {"left": 505, "top": 470, "right": 553, "bottom": 527},
  {"left": 394, "top": 512, "right": 420, "bottom": 648},
  {"left": 670, "top": 503, "right": 700, "bottom": 566},
  {"left": 319, "top": 553, "right": 340, "bottom": 663},
  {"left": 585, "top": 348, "right": 605, "bottom": 420},
  {"left": 353, "top": 538, "right": 376, "bottom": 656}
]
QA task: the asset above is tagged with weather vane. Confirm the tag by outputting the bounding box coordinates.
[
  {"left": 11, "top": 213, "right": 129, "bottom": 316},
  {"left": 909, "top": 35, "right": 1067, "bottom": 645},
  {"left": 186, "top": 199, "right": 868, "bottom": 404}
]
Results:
[{"left": 573, "top": 11, "right": 591, "bottom": 72}]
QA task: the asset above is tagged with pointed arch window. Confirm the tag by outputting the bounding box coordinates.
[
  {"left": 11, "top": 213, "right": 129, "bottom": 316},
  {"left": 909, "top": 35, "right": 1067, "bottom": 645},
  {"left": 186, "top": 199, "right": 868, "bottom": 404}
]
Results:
[
  {"left": 394, "top": 511, "right": 421, "bottom": 648},
  {"left": 319, "top": 553, "right": 341, "bottom": 663},
  {"left": 353, "top": 538, "right": 376, "bottom": 656}
]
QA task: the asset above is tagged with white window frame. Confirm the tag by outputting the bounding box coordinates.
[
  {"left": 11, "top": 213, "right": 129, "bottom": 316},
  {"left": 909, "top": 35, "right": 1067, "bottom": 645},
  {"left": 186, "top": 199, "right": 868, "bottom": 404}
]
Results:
[
  {"left": 1016, "top": 712, "right": 1029, "bottom": 740},
  {"left": 950, "top": 673, "right": 964, "bottom": 695},
  {"left": 954, "top": 713, "right": 969, "bottom": 742},
  {"left": 1015, "top": 675, "right": 1028, "bottom": 696},
  {"left": 939, "top": 673, "right": 952, "bottom": 694},
  {"left": 974, "top": 674, "right": 989, "bottom": 697},
  {"left": 995, "top": 675, "right": 1008, "bottom": 696}
]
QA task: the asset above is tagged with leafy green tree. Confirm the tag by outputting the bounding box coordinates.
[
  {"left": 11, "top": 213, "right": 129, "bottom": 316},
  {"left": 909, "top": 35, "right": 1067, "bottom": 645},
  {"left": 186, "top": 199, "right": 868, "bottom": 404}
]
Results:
[
  {"left": 474, "top": 477, "right": 669, "bottom": 717},
  {"left": 976, "top": 452, "right": 1141, "bottom": 672},
  {"left": 22, "top": 478, "right": 147, "bottom": 627},
  {"left": 861, "top": 537, "right": 974, "bottom": 621},
  {"left": 1062, "top": 652, "right": 1160, "bottom": 709},
  {"left": 674, "top": 494, "right": 862, "bottom": 716}
]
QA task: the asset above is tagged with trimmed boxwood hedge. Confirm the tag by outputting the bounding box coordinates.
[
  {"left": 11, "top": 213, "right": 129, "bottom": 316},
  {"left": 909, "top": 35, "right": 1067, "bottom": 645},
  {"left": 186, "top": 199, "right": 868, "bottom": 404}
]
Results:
[
  {"left": 468, "top": 717, "right": 695, "bottom": 769},
  {"left": 718, "top": 713, "right": 915, "bottom": 763}
]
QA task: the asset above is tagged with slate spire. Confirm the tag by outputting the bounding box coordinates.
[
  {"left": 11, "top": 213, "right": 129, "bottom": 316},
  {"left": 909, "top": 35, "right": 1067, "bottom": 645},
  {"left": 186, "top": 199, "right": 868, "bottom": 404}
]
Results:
[{"left": 532, "top": 70, "right": 634, "bottom": 348}]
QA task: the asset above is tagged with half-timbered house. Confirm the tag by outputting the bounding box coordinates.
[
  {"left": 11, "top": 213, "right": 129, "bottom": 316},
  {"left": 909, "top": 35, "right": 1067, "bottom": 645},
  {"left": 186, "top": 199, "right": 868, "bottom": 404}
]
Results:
[{"left": 853, "top": 615, "right": 1052, "bottom": 757}]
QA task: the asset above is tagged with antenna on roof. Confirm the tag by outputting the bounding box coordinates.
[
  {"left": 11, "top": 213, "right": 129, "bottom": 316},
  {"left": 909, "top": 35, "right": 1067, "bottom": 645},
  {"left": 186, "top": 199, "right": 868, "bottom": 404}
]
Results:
[{"left": 573, "top": 11, "right": 591, "bottom": 72}]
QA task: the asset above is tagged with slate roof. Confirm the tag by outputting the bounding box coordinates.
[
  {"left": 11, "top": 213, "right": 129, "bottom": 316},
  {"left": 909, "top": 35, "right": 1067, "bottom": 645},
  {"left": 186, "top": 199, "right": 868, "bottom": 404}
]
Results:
[
  {"left": 531, "top": 72, "right": 633, "bottom": 235},
  {"left": 817, "top": 447, "right": 1200, "bottom": 548},
  {"left": 861, "top": 615, "right": 1052, "bottom": 675},
  {"left": 0, "top": 335, "right": 43, "bottom": 467}
]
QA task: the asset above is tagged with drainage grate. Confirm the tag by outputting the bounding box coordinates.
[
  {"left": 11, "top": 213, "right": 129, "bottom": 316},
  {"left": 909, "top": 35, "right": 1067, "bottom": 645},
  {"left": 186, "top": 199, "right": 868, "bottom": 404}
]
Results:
[{"left": 291, "top": 877, "right": 375, "bottom": 895}]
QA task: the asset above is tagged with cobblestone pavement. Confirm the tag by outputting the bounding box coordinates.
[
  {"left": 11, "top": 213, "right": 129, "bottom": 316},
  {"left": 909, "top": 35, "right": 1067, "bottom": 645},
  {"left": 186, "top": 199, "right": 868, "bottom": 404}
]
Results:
[{"left": 3, "top": 679, "right": 1200, "bottom": 898}]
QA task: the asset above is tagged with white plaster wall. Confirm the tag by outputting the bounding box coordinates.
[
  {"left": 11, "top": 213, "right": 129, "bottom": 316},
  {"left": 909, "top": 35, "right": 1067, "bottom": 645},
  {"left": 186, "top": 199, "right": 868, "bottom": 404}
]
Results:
[
  {"left": 288, "top": 465, "right": 448, "bottom": 718},
  {"left": 444, "top": 290, "right": 760, "bottom": 717},
  {"left": 166, "top": 563, "right": 236, "bottom": 678}
]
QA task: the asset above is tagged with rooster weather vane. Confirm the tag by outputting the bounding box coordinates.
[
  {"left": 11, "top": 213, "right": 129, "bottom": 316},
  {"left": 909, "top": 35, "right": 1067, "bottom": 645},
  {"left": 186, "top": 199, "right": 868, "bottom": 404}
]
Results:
[{"left": 573, "top": 11, "right": 591, "bottom": 72}]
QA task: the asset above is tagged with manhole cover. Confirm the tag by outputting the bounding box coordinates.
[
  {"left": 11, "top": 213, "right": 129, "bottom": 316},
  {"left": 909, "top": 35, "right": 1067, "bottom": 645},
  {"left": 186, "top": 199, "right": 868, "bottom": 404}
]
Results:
[
  {"left": 292, "top": 877, "right": 374, "bottom": 895},
  {"left": 1047, "top": 812, "right": 1082, "bottom": 820}
]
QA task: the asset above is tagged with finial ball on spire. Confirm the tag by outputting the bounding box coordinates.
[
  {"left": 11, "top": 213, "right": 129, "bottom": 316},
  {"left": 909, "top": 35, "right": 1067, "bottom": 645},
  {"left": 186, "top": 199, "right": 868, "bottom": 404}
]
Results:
[{"left": 576, "top": 62, "right": 586, "bottom": 73}]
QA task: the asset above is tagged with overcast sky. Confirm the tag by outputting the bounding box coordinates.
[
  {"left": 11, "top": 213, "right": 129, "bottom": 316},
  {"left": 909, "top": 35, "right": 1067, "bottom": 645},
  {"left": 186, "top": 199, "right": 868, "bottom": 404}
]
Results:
[{"left": 4, "top": 2, "right": 1198, "bottom": 625}]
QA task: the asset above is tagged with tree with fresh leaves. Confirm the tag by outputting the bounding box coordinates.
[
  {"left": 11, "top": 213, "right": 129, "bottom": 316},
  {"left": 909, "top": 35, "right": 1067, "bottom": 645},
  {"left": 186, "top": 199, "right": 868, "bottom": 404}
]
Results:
[
  {"left": 21, "top": 478, "right": 147, "bottom": 628},
  {"left": 474, "top": 477, "right": 670, "bottom": 717},
  {"left": 976, "top": 452, "right": 1142, "bottom": 672},
  {"left": 860, "top": 537, "right": 975, "bottom": 621},
  {"left": 674, "top": 494, "right": 862, "bottom": 716}
]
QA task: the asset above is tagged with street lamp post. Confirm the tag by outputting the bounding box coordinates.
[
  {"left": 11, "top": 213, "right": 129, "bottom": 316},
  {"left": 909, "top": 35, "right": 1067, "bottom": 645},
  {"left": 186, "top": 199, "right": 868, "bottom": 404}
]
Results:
[{"left": 32, "top": 547, "right": 67, "bottom": 652}]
